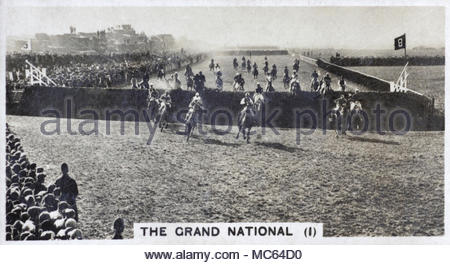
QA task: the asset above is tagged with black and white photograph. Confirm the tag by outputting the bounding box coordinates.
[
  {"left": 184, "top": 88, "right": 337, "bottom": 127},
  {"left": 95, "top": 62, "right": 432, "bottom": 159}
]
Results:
[{"left": 1, "top": 0, "right": 447, "bottom": 251}]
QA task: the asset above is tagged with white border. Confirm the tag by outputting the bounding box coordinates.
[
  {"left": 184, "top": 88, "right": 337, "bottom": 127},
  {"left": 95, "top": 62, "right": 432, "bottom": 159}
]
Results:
[{"left": 0, "top": 0, "right": 448, "bottom": 245}]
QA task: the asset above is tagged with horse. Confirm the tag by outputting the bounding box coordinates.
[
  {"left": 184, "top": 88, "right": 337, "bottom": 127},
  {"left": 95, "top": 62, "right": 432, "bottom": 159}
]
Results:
[
  {"left": 157, "top": 69, "right": 165, "bottom": 80},
  {"left": 155, "top": 101, "right": 169, "bottom": 132},
  {"left": 233, "top": 60, "right": 239, "bottom": 70},
  {"left": 271, "top": 68, "right": 277, "bottom": 80},
  {"left": 265, "top": 79, "right": 275, "bottom": 92},
  {"left": 310, "top": 77, "right": 320, "bottom": 92},
  {"left": 283, "top": 74, "right": 291, "bottom": 90},
  {"left": 348, "top": 100, "right": 364, "bottom": 131},
  {"left": 147, "top": 98, "right": 159, "bottom": 121},
  {"left": 247, "top": 64, "right": 252, "bottom": 74},
  {"left": 252, "top": 68, "right": 259, "bottom": 80},
  {"left": 329, "top": 97, "right": 349, "bottom": 137},
  {"left": 233, "top": 80, "right": 245, "bottom": 91},
  {"left": 290, "top": 80, "right": 301, "bottom": 96},
  {"left": 236, "top": 107, "right": 255, "bottom": 144},
  {"left": 184, "top": 104, "right": 202, "bottom": 142},
  {"left": 263, "top": 65, "right": 269, "bottom": 75},
  {"left": 216, "top": 76, "right": 223, "bottom": 91},
  {"left": 209, "top": 61, "right": 215, "bottom": 72}
]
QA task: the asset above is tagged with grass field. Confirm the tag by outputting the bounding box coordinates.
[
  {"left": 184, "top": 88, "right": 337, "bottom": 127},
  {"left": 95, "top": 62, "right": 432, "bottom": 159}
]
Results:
[
  {"left": 7, "top": 115, "right": 444, "bottom": 239},
  {"left": 349, "top": 65, "right": 445, "bottom": 111}
]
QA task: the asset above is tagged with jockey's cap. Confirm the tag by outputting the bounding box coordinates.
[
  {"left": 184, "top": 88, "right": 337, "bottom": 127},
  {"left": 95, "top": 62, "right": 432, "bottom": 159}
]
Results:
[
  {"left": 195, "top": 92, "right": 200, "bottom": 97},
  {"left": 245, "top": 92, "right": 250, "bottom": 97}
]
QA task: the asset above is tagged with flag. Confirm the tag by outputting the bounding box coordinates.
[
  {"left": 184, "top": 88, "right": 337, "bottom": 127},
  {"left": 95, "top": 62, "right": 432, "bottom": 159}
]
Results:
[{"left": 394, "top": 34, "right": 406, "bottom": 50}]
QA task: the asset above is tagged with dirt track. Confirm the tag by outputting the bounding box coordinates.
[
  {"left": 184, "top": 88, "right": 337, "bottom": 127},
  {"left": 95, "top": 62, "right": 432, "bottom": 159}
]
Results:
[{"left": 6, "top": 115, "right": 444, "bottom": 239}]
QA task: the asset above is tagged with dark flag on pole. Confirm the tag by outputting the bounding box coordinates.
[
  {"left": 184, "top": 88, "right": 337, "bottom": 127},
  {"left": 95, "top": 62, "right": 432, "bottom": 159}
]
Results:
[{"left": 394, "top": 34, "right": 406, "bottom": 50}]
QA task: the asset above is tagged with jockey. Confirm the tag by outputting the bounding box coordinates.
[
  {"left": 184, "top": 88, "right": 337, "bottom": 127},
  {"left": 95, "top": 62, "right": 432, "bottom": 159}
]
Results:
[
  {"left": 284, "top": 66, "right": 289, "bottom": 77},
  {"left": 233, "top": 73, "right": 240, "bottom": 83},
  {"left": 324, "top": 73, "right": 332, "bottom": 90},
  {"left": 311, "top": 70, "right": 319, "bottom": 79},
  {"left": 339, "top": 76, "right": 346, "bottom": 92},
  {"left": 255, "top": 82, "right": 263, "bottom": 94},
  {"left": 334, "top": 94, "right": 347, "bottom": 110},
  {"left": 253, "top": 62, "right": 258, "bottom": 69},
  {"left": 148, "top": 84, "right": 159, "bottom": 99},
  {"left": 188, "top": 92, "right": 204, "bottom": 112},
  {"left": 173, "top": 72, "right": 181, "bottom": 89},
  {"left": 240, "top": 92, "right": 255, "bottom": 117},
  {"left": 184, "top": 64, "right": 193, "bottom": 77},
  {"left": 160, "top": 92, "right": 172, "bottom": 109}
]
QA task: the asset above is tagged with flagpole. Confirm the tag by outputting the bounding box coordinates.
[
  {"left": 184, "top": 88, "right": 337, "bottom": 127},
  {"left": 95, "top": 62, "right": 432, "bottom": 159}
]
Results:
[{"left": 403, "top": 33, "right": 407, "bottom": 63}]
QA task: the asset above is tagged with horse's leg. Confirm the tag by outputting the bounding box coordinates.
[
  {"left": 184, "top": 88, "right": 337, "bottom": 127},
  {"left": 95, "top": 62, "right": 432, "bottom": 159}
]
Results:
[
  {"left": 236, "top": 125, "right": 241, "bottom": 139},
  {"left": 246, "top": 127, "right": 250, "bottom": 143},
  {"left": 185, "top": 123, "right": 191, "bottom": 142}
]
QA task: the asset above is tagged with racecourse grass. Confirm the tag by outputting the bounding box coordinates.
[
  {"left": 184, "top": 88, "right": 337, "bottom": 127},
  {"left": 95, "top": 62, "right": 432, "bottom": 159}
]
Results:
[
  {"left": 349, "top": 65, "right": 445, "bottom": 111},
  {"left": 7, "top": 115, "right": 444, "bottom": 239}
]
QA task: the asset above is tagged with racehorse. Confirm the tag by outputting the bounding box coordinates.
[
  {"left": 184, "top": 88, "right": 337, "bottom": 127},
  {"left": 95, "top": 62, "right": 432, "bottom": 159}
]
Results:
[
  {"left": 265, "top": 78, "right": 275, "bottom": 92},
  {"left": 290, "top": 80, "right": 301, "bottom": 96},
  {"left": 310, "top": 77, "right": 320, "bottom": 92},
  {"left": 263, "top": 64, "right": 269, "bottom": 76},
  {"left": 329, "top": 96, "right": 350, "bottom": 137},
  {"left": 155, "top": 101, "right": 169, "bottom": 132},
  {"left": 283, "top": 74, "right": 291, "bottom": 89},
  {"left": 184, "top": 103, "right": 203, "bottom": 142},
  {"left": 236, "top": 106, "right": 256, "bottom": 144},
  {"left": 216, "top": 76, "right": 223, "bottom": 91},
  {"left": 157, "top": 69, "right": 165, "bottom": 80},
  {"left": 147, "top": 98, "right": 159, "bottom": 121},
  {"left": 233, "top": 60, "right": 239, "bottom": 70},
  {"left": 270, "top": 69, "right": 277, "bottom": 80},
  {"left": 247, "top": 63, "right": 251, "bottom": 74},
  {"left": 252, "top": 67, "right": 259, "bottom": 80},
  {"left": 348, "top": 100, "right": 364, "bottom": 131}
]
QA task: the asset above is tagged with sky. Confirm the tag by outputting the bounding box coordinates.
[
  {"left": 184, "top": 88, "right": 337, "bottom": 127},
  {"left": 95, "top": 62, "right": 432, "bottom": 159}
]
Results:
[{"left": 5, "top": 6, "right": 445, "bottom": 49}]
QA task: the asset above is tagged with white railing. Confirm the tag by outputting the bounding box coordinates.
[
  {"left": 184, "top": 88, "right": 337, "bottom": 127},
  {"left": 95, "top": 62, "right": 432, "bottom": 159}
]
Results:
[{"left": 25, "top": 60, "right": 58, "bottom": 86}]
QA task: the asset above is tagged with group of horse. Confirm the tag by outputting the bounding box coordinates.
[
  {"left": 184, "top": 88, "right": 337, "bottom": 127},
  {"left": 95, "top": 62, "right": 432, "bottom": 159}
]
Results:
[{"left": 146, "top": 56, "right": 364, "bottom": 143}]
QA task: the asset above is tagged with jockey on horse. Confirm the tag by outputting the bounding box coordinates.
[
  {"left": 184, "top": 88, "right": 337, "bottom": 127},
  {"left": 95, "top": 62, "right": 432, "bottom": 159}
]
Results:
[
  {"left": 283, "top": 66, "right": 290, "bottom": 89},
  {"left": 216, "top": 71, "right": 223, "bottom": 91},
  {"left": 290, "top": 77, "right": 301, "bottom": 95},
  {"left": 263, "top": 61, "right": 269, "bottom": 75},
  {"left": 310, "top": 70, "right": 320, "bottom": 92},
  {"left": 253, "top": 83, "right": 265, "bottom": 114},
  {"left": 237, "top": 92, "right": 257, "bottom": 143},
  {"left": 339, "top": 76, "right": 347, "bottom": 92},
  {"left": 265, "top": 75, "right": 275, "bottom": 92},
  {"left": 172, "top": 72, "right": 182, "bottom": 90},
  {"left": 241, "top": 57, "right": 246, "bottom": 70},
  {"left": 185, "top": 64, "right": 193, "bottom": 78},
  {"left": 233, "top": 57, "right": 239, "bottom": 70},
  {"left": 185, "top": 92, "right": 205, "bottom": 141},
  {"left": 209, "top": 59, "right": 215, "bottom": 71},
  {"left": 233, "top": 73, "right": 245, "bottom": 91},
  {"left": 147, "top": 84, "right": 160, "bottom": 120},
  {"left": 293, "top": 59, "right": 300, "bottom": 73},
  {"left": 252, "top": 63, "right": 259, "bottom": 79},
  {"left": 322, "top": 73, "right": 332, "bottom": 94},
  {"left": 271, "top": 64, "right": 277, "bottom": 80},
  {"left": 246, "top": 59, "right": 252, "bottom": 74},
  {"left": 156, "top": 91, "right": 172, "bottom": 131}
]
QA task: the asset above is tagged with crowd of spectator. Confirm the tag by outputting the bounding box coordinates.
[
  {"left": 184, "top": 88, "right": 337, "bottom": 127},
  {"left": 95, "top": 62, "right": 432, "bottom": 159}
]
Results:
[
  {"left": 329, "top": 55, "right": 445, "bottom": 67},
  {"left": 6, "top": 51, "right": 206, "bottom": 89},
  {"left": 5, "top": 123, "right": 82, "bottom": 240}
]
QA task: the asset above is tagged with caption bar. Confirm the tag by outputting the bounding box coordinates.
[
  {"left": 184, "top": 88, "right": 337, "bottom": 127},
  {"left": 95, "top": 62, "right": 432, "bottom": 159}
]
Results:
[{"left": 134, "top": 222, "right": 322, "bottom": 244}]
